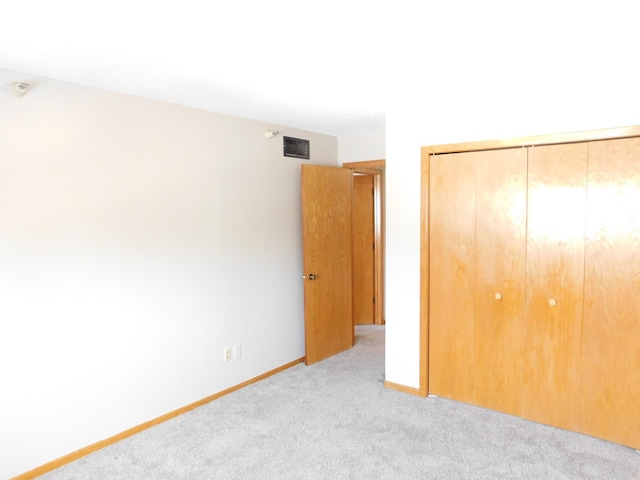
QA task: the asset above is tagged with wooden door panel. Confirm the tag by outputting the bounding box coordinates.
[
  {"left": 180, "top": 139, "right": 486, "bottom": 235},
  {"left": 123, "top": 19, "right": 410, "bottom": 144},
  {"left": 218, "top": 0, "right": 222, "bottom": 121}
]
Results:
[
  {"left": 473, "top": 148, "right": 527, "bottom": 416},
  {"left": 373, "top": 174, "right": 384, "bottom": 325},
  {"left": 581, "top": 137, "right": 640, "bottom": 449},
  {"left": 522, "top": 143, "right": 588, "bottom": 431},
  {"left": 352, "top": 174, "right": 375, "bottom": 325},
  {"left": 429, "top": 152, "right": 475, "bottom": 403},
  {"left": 301, "top": 165, "right": 353, "bottom": 365}
]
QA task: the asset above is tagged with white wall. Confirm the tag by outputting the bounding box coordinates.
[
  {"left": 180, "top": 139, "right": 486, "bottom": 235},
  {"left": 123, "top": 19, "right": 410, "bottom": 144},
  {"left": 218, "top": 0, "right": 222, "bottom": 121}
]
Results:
[
  {"left": 338, "top": 130, "right": 385, "bottom": 164},
  {"left": 0, "top": 68, "right": 338, "bottom": 478},
  {"left": 384, "top": 1, "right": 640, "bottom": 388}
]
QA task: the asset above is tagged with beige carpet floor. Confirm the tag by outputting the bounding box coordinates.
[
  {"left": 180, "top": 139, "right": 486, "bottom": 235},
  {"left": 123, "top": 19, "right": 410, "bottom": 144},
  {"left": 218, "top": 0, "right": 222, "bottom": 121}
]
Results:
[{"left": 39, "top": 325, "right": 640, "bottom": 479}]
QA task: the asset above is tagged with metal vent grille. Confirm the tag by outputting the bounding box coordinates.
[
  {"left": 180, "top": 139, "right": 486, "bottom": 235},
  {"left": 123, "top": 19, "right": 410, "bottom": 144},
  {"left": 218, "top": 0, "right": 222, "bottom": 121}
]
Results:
[{"left": 283, "top": 136, "right": 310, "bottom": 159}]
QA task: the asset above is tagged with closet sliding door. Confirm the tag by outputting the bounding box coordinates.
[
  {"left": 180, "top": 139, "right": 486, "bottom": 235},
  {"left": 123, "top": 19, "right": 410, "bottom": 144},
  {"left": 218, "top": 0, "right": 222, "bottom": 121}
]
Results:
[
  {"left": 473, "top": 148, "right": 527, "bottom": 416},
  {"left": 429, "top": 152, "right": 476, "bottom": 404},
  {"left": 423, "top": 127, "right": 640, "bottom": 449},
  {"left": 581, "top": 137, "right": 640, "bottom": 449},
  {"left": 522, "top": 143, "right": 588, "bottom": 432},
  {"left": 429, "top": 148, "right": 527, "bottom": 415}
]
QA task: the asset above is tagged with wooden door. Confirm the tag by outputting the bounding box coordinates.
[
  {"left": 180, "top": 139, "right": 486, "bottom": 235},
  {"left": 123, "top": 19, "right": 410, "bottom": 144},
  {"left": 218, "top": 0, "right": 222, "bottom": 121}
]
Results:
[
  {"left": 301, "top": 165, "right": 354, "bottom": 365},
  {"left": 473, "top": 148, "right": 527, "bottom": 416},
  {"left": 522, "top": 143, "right": 588, "bottom": 431},
  {"left": 352, "top": 174, "right": 375, "bottom": 325},
  {"left": 429, "top": 152, "right": 476, "bottom": 403},
  {"left": 580, "top": 137, "right": 640, "bottom": 449}
]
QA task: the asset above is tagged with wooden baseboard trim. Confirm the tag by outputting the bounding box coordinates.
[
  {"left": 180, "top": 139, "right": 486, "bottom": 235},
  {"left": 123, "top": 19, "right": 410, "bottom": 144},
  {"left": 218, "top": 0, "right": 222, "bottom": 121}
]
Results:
[
  {"left": 384, "top": 380, "right": 427, "bottom": 397},
  {"left": 12, "top": 357, "right": 305, "bottom": 480}
]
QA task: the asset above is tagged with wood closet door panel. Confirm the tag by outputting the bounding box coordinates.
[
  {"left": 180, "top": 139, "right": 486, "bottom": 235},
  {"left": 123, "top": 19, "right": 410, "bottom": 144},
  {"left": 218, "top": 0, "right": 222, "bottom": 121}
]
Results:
[
  {"left": 473, "top": 148, "right": 527, "bottom": 416},
  {"left": 429, "top": 152, "right": 475, "bottom": 403},
  {"left": 522, "top": 143, "right": 588, "bottom": 431},
  {"left": 581, "top": 137, "right": 640, "bottom": 449}
]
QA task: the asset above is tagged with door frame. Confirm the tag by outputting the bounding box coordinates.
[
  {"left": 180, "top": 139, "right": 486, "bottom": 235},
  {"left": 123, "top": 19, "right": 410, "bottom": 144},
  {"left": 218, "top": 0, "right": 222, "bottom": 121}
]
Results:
[{"left": 343, "top": 160, "right": 385, "bottom": 326}]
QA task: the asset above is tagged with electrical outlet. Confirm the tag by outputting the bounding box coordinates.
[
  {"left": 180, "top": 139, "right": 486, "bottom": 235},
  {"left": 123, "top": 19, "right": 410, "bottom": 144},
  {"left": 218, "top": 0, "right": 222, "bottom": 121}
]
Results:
[
  {"left": 224, "top": 347, "right": 232, "bottom": 362},
  {"left": 233, "top": 344, "right": 242, "bottom": 360}
]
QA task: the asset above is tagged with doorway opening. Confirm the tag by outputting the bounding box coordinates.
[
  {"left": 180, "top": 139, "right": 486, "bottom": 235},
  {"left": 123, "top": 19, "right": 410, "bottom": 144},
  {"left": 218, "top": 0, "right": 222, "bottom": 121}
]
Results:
[{"left": 343, "top": 160, "right": 385, "bottom": 327}]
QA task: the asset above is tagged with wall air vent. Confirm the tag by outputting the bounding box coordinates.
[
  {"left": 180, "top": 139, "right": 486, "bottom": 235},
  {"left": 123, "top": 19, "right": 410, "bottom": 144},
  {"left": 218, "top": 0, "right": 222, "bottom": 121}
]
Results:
[{"left": 283, "top": 136, "right": 310, "bottom": 160}]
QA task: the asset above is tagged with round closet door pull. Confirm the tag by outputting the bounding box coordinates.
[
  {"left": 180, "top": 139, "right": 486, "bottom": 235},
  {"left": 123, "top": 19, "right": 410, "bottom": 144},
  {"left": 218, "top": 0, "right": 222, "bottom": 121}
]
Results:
[
  {"left": 494, "top": 293, "right": 502, "bottom": 300},
  {"left": 548, "top": 298, "right": 558, "bottom": 306}
]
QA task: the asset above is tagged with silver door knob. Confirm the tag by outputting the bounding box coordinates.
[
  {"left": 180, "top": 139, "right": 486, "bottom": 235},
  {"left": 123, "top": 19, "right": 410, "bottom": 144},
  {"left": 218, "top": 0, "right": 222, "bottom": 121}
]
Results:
[{"left": 308, "top": 274, "right": 317, "bottom": 280}]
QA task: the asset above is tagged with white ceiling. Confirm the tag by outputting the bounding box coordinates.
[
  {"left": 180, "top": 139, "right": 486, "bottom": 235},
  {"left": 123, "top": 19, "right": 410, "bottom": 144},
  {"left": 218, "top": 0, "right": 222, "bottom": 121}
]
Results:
[{"left": 0, "top": 1, "right": 399, "bottom": 136}]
